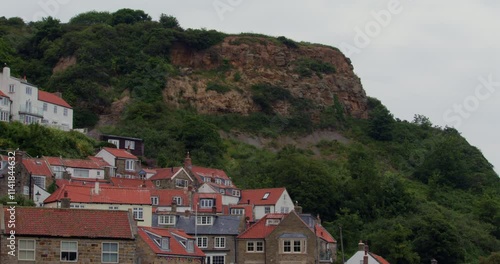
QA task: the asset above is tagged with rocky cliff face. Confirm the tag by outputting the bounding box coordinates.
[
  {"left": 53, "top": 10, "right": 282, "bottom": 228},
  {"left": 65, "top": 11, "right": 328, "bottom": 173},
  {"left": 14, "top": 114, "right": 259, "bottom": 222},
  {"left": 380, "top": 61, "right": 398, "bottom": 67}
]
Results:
[{"left": 165, "top": 36, "right": 368, "bottom": 119}]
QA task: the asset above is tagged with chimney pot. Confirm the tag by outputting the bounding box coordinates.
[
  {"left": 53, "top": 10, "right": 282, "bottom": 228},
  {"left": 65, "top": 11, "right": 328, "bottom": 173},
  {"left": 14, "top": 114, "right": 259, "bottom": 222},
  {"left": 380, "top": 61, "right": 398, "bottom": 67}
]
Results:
[
  {"left": 184, "top": 152, "right": 192, "bottom": 169},
  {"left": 358, "top": 240, "right": 365, "bottom": 251}
]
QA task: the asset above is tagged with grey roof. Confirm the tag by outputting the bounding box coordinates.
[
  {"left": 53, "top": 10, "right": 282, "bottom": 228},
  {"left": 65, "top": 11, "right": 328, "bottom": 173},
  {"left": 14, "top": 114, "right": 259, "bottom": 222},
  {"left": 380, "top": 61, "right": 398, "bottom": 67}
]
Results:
[
  {"left": 279, "top": 233, "right": 307, "bottom": 238},
  {"left": 174, "top": 215, "right": 242, "bottom": 235}
]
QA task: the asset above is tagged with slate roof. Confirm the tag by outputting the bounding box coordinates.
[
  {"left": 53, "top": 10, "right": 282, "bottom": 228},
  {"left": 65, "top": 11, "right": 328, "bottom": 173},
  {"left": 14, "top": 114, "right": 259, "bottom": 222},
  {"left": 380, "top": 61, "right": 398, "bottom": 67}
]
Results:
[
  {"left": 239, "top": 187, "right": 286, "bottom": 206},
  {"left": 44, "top": 184, "right": 151, "bottom": 205},
  {"left": 100, "top": 147, "right": 138, "bottom": 159},
  {"left": 38, "top": 90, "right": 72, "bottom": 108},
  {"left": 174, "top": 215, "right": 243, "bottom": 235},
  {"left": 22, "top": 158, "right": 53, "bottom": 177},
  {"left": 2, "top": 207, "right": 134, "bottom": 239},
  {"left": 138, "top": 227, "right": 205, "bottom": 257}
]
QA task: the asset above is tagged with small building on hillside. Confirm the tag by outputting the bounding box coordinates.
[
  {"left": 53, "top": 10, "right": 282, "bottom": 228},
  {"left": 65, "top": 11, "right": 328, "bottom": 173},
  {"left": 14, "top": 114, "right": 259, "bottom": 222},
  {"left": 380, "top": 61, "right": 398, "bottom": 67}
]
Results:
[
  {"left": 101, "top": 134, "right": 145, "bottom": 157},
  {"left": 239, "top": 187, "right": 295, "bottom": 220},
  {"left": 44, "top": 156, "right": 112, "bottom": 180},
  {"left": 0, "top": 90, "right": 11, "bottom": 122},
  {"left": 95, "top": 147, "right": 141, "bottom": 178},
  {"left": 345, "top": 241, "right": 390, "bottom": 264}
]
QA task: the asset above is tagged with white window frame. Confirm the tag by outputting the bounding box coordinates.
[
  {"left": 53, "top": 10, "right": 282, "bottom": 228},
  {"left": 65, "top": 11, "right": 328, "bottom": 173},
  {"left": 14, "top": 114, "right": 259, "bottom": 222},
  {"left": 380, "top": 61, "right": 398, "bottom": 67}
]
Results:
[
  {"left": 281, "top": 239, "right": 306, "bottom": 254},
  {"left": 43, "top": 103, "right": 47, "bottom": 111},
  {"left": 215, "top": 178, "right": 222, "bottom": 185},
  {"left": 69, "top": 204, "right": 85, "bottom": 209},
  {"left": 214, "top": 237, "right": 226, "bottom": 249},
  {"left": 109, "top": 206, "right": 119, "bottom": 210},
  {"left": 263, "top": 192, "right": 270, "bottom": 199},
  {"left": 133, "top": 207, "right": 143, "bottom": 220},
  {"left": 230, "top": 208, "right": 244, "bottom": 215},
  {"left": 264, "top": 206, "right": 271, "bottom": 214},
  {"left": 196, "top": 216, "right": 213, "bottom": 225},
  {"left": 102, "top": 242, "right": 119, "bottom": 263},
  {"left": 64, "top": 108, "right": 68, "bottom": 116},
  {"left": 54, "top": 105, "right": 57, "bottom": 114},
  {"left": 151, "top": 196, "right": 159, "bottom": 205},
  {"left": 26, "top": 86, "right": 32, "bottom": 95},
  {"left": 158, "top": 215, "right": 176, "bottom": 225},
  {"left": 175, "top": 179, "right": 188, "bottom": 188},
  {"left": 60, "top": 241, "right": 78, "bottom": 262},
  {"left": 232, "top": 189, "right": 240, "bottom": 197},
  {"left": 108, "top": 139, "right": 120, "bottom": 148},
  {"left": 0, "top": 111, "right": 9, "bottom": 121},
  {"left": 247, "top": 241, "right": 264, "bottom": 253},
  {"left": 173, "top": 196, "right": 182, "bottom": 205},
  {"left": 196, "top": 237, "right": 208, "bottom": 248},
  {"left": 155, "top": 180, "right": 161, "bottom": 187},
  {"left": 124, "top": 140, "right": 135, "bottom": 150},
  {"left": 73, "top": 169, "right": 89, "bottom": 178},
  {"left": 199, "top": 199, "right": 214, "bottom": 208},
  {"left": 125, "top": 160, "right": 134, "bottom": 171},
  {"left": 9, "top": 84, "right": 15, "bottom": 93},
  {"left": 207, "top": 255, "right": 225, "bottom": 264},
  {"left": 18, "top": 239, "right": 35, "bottom": 261}
]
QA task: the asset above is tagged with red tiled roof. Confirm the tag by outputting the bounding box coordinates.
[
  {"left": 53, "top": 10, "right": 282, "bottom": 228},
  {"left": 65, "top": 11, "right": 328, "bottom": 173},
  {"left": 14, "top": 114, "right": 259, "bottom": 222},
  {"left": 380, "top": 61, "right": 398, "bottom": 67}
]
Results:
[
  {"left": 138, "top": 227, "right": 205, "bottom": 257},
  {"left": 2, "top": 207, "right": 134, "bottom": 239},
  {"left": 315, "top": 224, "right": 336, "bottom": 243},
  {"left": 0, "top": 90, "right": 9, "bottom": 98},
  {"left": 22, "top": 158, "right": 53, "bottom": 177},
  {"left": 190, "top": 166, "right": 236, "bottom": 189},
  {"left": 370, "top": 253, "right": 390, "bottom": 264},
  {"left": 0, "top": 155, "right": 7, "bottom": 161},
  {"left": 44, "top": 184, "right": 151, "bottom": 204},
  {"left": 193, "top": 193, "right": 223, "bottom": 213},
  {"left": 149, "top": 167, "right": 182, "bottom": 180},
  {"left": 238, "top": 213, "right": 287, "bottom": 239},
  {"left": 44, "top": 156, "right": 111, "bottom": 169},
  {"left": 100, "top": 147, "right": 138, "bottom": 159},
  {"left": 111, "top": 177, "right": 154, "bottom": 189},
  {"left": 38, "top": 90, "right": 72, "bottom": 108},
  {"left": 55, "top": 179, "right": 112, "bottom": 187},
  {"left": 239, "top": 187, "right": 286, "bottom": 205},
  {"left": 151, "top": 189, "right": 189, "bottom": 207}
]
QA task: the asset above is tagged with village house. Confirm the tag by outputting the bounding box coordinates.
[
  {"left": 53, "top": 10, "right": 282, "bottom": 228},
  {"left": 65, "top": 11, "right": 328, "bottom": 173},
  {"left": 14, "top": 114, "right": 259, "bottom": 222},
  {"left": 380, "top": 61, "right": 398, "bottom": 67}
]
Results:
[
  {"left": 43, "top": 183, "right": 153, "bottom": 226},
  {"left": 345, "top": 241, "right": 390, "bottom": 264},
  {"left": 0, "top": 66, "right": 73, "bottom": 130},
  {"left": 0, "top": 90, "right": 11, "bottom": 122},
  {"left": 237, "top": 210, "right": 337, "bottom": 264},
  {"left": 95, "top": 147, "right": 141, "bottom": 178},
  {"left": 101, "top": 134, "right": 145, "bottom": 157},
  {"left": 0, "top": 206, "right": 137, "bottom": 263},
  {"left": 136, "top": 227, "right": 205, "bottom": 263},
  {"left": 239, "top": 187, "right": 295, "bottom": 220},
  {"left": 150, "top": 167, "right": 194, "bottom": 189},
  {"left": 44, "top": 155, "right": 112, "bottom": 180},
  {"left": 151, "top": 189, "right": 192, "bottom": 220}
]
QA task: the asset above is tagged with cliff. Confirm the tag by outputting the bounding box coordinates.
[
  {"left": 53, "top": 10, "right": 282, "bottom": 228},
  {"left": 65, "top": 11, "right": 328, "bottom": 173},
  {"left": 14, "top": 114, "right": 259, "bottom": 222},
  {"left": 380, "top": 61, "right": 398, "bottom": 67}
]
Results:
[{"left": 165, "top": 36, "right": 368, "bottom": 119}]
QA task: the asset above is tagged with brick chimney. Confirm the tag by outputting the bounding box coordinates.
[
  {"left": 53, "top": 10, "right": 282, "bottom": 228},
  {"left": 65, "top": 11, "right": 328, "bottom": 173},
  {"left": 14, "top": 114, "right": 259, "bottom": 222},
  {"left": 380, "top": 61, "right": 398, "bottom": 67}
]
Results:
[
  {"left": 60, "top": 190, "right": 71, "bottom": 208},
  {"left": 363, "top": 244, "right": 369, "bottom": 264},
  {"left": 184, "top": 152, "right": 192, "bottom": 169},
  {"left": 15, "top": 151, "right": 24, "bottom": 165},
  {"left": 358, "top": 240, "right": 365, "bottom": 251}
]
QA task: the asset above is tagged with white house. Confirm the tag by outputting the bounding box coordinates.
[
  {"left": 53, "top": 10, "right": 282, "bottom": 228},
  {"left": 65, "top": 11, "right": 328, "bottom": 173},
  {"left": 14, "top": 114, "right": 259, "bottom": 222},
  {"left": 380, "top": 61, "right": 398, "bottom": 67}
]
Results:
[
  {"left": 0, "top": 90, "right": 11, "bottom": 122},
  {"left": 0, "top": 66, "right": 73, "bottom": 130},
  {"left": 0, "top": 66, "right": 43, "bottom": 125},
  {"left": 239, "top": 187, "right": 295, "bottom": 220},
  {"left": 38, "top": 90, "right": 73, "bottom": 130},
  {"left": 345, "top": 241, "right": 390, "bottom": 264},
  {"left": 44, "top": 156, "right": 111, "bottom": 179}
]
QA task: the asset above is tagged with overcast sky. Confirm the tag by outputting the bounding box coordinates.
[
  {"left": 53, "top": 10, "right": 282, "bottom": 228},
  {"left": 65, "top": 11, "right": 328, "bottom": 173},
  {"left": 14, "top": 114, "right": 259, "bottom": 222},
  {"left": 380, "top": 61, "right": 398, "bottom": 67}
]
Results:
[{"left": 3, "top": 0, "right": 500, "bottom": 175}]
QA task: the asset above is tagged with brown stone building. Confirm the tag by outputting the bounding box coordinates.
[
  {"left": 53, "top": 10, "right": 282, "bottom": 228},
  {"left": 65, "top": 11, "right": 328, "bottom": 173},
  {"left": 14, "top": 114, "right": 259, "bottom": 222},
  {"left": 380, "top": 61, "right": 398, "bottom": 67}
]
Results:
[
  {"left": 0, "top": 206, "right": 137, "bottom": 263},
  {"left": 150, "top": 167, "right": 194, "bottom": 189},
  {"left": 237, "top": 211, "right": 337, "bottom": 264},
  {"left": 95, "top": 147, "right": 141, "bottom": 178}
]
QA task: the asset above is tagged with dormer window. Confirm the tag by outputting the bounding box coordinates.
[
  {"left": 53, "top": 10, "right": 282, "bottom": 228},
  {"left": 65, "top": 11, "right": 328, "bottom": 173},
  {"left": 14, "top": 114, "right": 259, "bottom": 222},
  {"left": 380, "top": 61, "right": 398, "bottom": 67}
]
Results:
[
  {"left": 153, "top": 236, "right": 170, "bottom": 251},
  {"left": 266, "top": 219, "right": 280, "bottom": 226},
  {"left": 199, "top": 198, "right": 214, "bottom": 208},
  {"left": 173, "top": 196, "right": 182, "bottom": 205},
  {"left": 263, "top": 192, "right": 270, "bottom": 200},
  {"left": 215, "top": 178, "right": 222, "bottom": 185},
  {"left": 203, "top": 177, "right": 211, "bottom": 183},
  {"left": 230, "top": 208, "right": 244, "bottom": 215},
  {"left": 175, "top": 179, "right": 188, "bottom": 188},
  {"left": 151, "top": 196, "right": 159, "bottom": 205},
  {"left": 186, "top": 240, "right": 194, "bottom": 253},
  {"left": 220, "top": 189, "right": 225, "bottom": 194},
  {"left": 232, "top": 190, "right": 240, "bottom": 197},
  {"left": 9, "top": 84, "right": 15, "bottom": 93},
  {"left": 225, "top": 180, "right": 231, "bottom": 186},
  {"left": 196, "top": 216, "right": 213, "bottom": 225},
  {"left": 125, "top": 160, "right": 134, "bottom": 171}
]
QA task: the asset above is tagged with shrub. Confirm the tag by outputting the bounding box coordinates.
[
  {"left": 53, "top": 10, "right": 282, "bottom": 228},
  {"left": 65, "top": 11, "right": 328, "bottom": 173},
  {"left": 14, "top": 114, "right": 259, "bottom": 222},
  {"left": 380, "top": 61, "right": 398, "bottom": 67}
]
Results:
[
  {"left": 294, "top": 58, "right": 335, "bottom": 77},
  {"left": 206, "top": 82, "right": 231, "bottom": 94},
  {"left": 277, "top": 36, "right": 298, "bottom": 48}
]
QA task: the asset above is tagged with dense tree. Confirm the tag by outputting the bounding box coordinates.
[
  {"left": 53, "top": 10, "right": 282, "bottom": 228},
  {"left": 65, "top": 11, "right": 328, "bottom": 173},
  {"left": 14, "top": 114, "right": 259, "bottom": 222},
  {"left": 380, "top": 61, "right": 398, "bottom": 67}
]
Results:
[
  {"left": 69, "top": 11, "right": 112, "bottom": 25},
  {"left": 159, "top": 13, "right": 181, "bottom": 29},
  {"left": 111, "top": 8, "right": 151, "bottom": 25}
]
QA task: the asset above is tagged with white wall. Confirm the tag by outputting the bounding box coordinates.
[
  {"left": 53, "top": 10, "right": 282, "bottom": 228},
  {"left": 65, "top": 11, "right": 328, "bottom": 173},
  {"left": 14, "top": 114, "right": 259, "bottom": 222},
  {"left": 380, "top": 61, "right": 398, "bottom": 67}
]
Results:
[
  {"left": 345, "top": 251, "right": 379, "bottom": 264},
  {"left": 254, "top": 205, "right": 275, "bottom": 220},
  {"left": 65, "top": 167, "right": 105, "bottom": 179},
  {"left": 40, "top": 101, "right": 73, "bottom": 130},
  {"left": 222, "top": 195, "right": 239, "bottom": 205},
  {"left": 95, "top": 149, "right": 116, "bottom": 167},
  {"left": 44, "top": 202, "right": 153, "bottom": 227},
  {"left": 275, "top": 189, "right": 295, "bottom": 213}
]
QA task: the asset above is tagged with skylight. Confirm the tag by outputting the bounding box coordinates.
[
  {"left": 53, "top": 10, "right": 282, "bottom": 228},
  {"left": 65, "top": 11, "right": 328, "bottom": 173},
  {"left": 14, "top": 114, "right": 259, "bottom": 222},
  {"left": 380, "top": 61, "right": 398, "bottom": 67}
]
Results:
[{"left": 262, "top": 192, "right": 270, "bottom": 200}]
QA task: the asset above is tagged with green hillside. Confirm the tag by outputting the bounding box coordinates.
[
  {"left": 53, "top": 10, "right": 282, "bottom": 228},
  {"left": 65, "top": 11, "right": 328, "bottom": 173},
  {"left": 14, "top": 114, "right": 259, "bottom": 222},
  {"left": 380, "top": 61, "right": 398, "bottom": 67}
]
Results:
[{"left": 0, "top": 10, "right": 499, "bottom": 264}]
